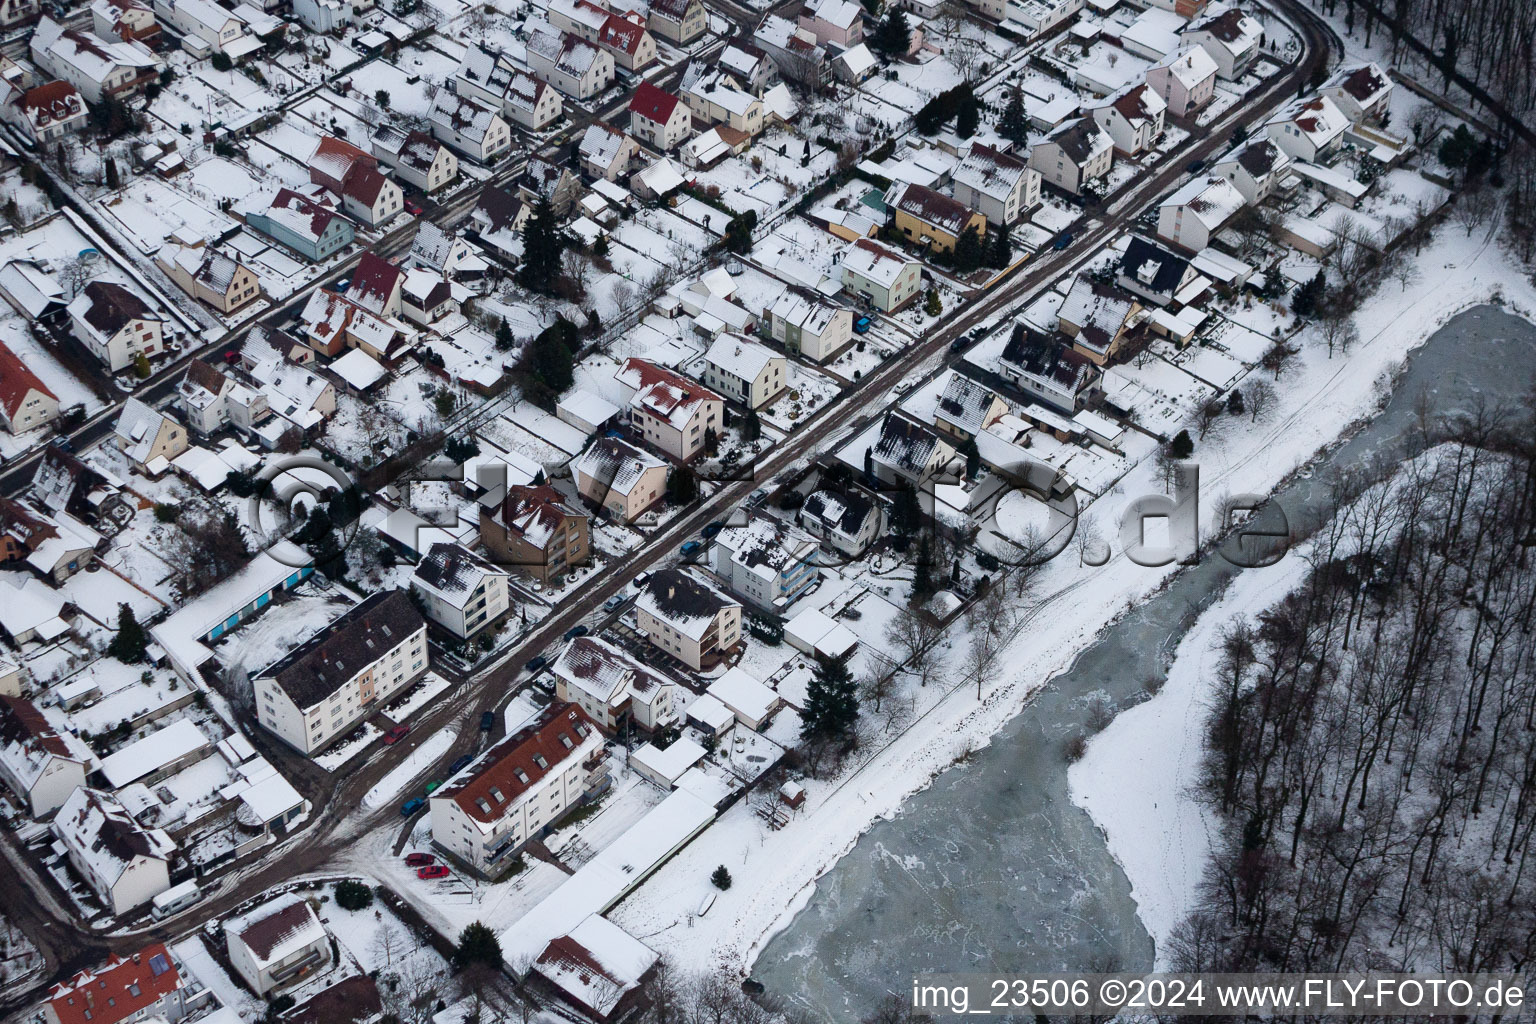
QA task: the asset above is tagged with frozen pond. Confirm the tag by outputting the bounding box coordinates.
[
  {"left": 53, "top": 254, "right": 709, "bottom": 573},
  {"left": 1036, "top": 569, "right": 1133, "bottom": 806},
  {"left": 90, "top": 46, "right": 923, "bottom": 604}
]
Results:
[{"left": 751, "top": 305, "right": 1536, "bottom": 1019}]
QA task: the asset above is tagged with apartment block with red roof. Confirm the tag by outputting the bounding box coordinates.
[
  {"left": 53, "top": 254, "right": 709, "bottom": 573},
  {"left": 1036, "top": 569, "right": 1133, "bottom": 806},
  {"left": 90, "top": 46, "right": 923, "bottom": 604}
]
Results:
[
  {"left": 428, "top": 702, "right": 606, "bottom": 876},
  {"left": 41, "top": 942, "right": 212, "bottom": 1024}
]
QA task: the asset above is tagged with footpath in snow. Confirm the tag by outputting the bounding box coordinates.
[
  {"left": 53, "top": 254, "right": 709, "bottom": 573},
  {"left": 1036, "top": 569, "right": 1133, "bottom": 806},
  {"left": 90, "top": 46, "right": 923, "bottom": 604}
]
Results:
[{"left": 363, "top": 730, "right": 458, "bottom": 810}]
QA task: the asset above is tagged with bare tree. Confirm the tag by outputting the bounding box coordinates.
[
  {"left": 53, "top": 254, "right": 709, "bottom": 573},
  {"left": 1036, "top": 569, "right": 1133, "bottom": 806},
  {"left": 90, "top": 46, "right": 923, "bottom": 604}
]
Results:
[
  {"left": 1245, "top": 379, "right": 1276, "bottom": 422},
  {"left": 884, "top": 605, "right": 943, "bottom": 686},
  {"left": 1318, "top": 310, "right": 1360, "bottom": 358},
  {"left": 372, "top": 922, "right": 406, "bottom": 968},
  {"left": 948, "top": 34, "right": 983, "bottom": 82},
  {"left": 1452, "top": 187, "right": 1498, "bottom": 237}
]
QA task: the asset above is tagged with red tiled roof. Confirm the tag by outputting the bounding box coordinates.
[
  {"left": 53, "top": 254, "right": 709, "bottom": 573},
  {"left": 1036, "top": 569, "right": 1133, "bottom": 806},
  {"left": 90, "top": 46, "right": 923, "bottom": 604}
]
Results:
[
  {"left": 598, "top": 13, "right": 646, "bottom": 55},
  {"left": 341, "top": 164, "right": 393, "bottom": 206},
  {"left": 17, "top": 80, "right": 82, "bottom": 118},
  {"left": 444, "top": 702, "right": 596, "bottom": 822},
  {"left": 0, "top": 339, "right": 57, "bottom": 419},
  {"left": 629, "top": 80, "right": 680, "bottom": 124},
  {"left": 47, "top": 943, "right": 183, "bottom": 1024}
]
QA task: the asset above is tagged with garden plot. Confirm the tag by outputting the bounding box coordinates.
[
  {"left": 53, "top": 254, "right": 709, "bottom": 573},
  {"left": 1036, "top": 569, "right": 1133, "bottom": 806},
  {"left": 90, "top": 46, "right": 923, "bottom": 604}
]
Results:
[
  {"left": 1168, "top": 340, "right": 1248, "bottom": 391},
  {"left": 98, "top": 177, "right": 238, "bottom": 255},
  {"left": 250, "top": 121, "right": 325, "bottom": 185},
  {"left": 758, "top": 363, "right": 842, "bottom": 432},
  {"left": 1101, "top": 354, "right": 1220, "bottom": 436},
  {"left": 290, "top": 92, "right": 377, "bottom": 148},
  {"left": 343, "top": 58, "right": 439, "bottom": 118}
]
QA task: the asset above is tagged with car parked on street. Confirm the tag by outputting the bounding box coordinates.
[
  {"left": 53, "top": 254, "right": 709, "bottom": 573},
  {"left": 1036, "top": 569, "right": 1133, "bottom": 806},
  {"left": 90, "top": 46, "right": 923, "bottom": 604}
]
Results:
[
  {"left": 479, "top": 711, "right": 496, "bottom": 732},
  {"left": 450, "top": 754, "right": 474, "bottom": 773},
  {"left": 401, "top": 798, "right": 424, "bottom": 816},
  {"left": 405, "top": 852, "right": 435, "bottom": 866},
  {"left": 680, "top": 540, "right": 703, "bottom": 557},
  {"left": 525, "top": 655, "right": 548, "bottom": 674},
  {"left": 384, "top": 724, "right": 410, "bottom": 745},
  {"left": 416, "top": 865, "right": 449, "bottom": 879},
  {"left": 563, "top": 624, "right": 590, "bottom": 640}
]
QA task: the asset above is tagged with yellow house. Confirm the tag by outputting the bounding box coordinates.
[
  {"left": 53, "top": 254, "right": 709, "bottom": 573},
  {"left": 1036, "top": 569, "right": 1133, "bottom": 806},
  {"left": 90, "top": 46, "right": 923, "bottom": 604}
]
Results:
[{"left": 888, "top": 182, "right": 986, "bottom": 255}]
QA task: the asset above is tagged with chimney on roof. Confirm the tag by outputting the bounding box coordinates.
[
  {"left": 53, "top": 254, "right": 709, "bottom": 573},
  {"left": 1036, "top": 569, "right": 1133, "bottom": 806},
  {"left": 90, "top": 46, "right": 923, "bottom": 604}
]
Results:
[{"left": 667, "top": 584, "right": 675, "bottom": 599}]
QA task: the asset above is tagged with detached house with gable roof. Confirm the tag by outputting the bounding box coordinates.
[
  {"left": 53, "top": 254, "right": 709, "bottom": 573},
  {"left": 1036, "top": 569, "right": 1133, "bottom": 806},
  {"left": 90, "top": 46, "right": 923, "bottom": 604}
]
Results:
[
  {"left": 526, "top": 26, "right": 614, "bottom": 101},
  {"left": 951, "top": 143, "right": 1040, "bottom": 227},
  {"left": 638, "top": 0, "right": 705, "bottom": 44},
  {"left": 709, "top": 516, "right": 819, "bottom": 612},
  {"left": 933, "top": 372, "right": 1009, "bottom": 442},
  {"left": 799, "top": 488, "right": 881, "bottom": 556},
  {"left": 371, "top": 126, "right": 459, "bottom": 193},
  {"left": 41, "top": 942, "right": 208, "bottom": 1024},
  {"left": 574, "top": 435, "right": 667, "bottom": 521},
  {"left": 1183, "top": 7, "right": 1262, "bottom": 80},
  {"left": 454, "top": 43, "right": 565, "bottom": 130},
  {"left": 0, "top": 694, "right": 95, "bottom": 817},
  {"left": 345, "top": 252, "right": 405, "bottom": 318},
  {"left": 1213, "top": 137, "right": 1292, "bottom": 204},
  {"left": 534, "top": 916, "right": 659, "bottom": 1023},
  {"left": 635, "top": 568, "right": 742, "bottom": 670},
  {"left": 1264, "top": 94, "right": 1350, "bottom": 163},
  {"left": 797, "top": 0, "right": 862, "bottom": 46},
  {"left": 480, "top": 484, "right": 592, "bottom": 583},
  {"left": 410, "top": 542, "right": 511, "bottom": 639},
  {"left": 297, "top": 288, "right": 409, "bottom": 361},
  {"left": 224, "top": 897, "right": 330, "bottom": 996},
  {"left": 112, "top": 398, "right": 187, "bottom": 473},
  {"left": 763, "top": 289, "right": 851, "bottom": 362},
  {"left": 1157, "top": 174, "right": 1246, "bottom": 251},
  {"left": 701, "top": 334, "right": 785, "bottom": 409},
  {"left": 429, "top": 701, "right": 605, "bottom": 876},
  {"left": 578, "top": 121, "right": 641, "bottom": 181},
  {"left": 628, "top": 81, "right": 692, "bottom": 151},
  {"left": 1145, "top": 46, "right": 1217, "bottom": 117},
  {"left": 839, "top": 237, "right": 921, "bottom": 311},
  {"left": 53, "top": 786, "right": 175, "bottom": 915},
  {"left": 30, "top": 17, "right": 160, "bottom": 105},
  {"left": 1057, "top": 275, "right": 1142, "bottom": 364},
  {"left": 246, "top": 188, "right": 355, "bottom": 262},
  {"left": 888, "top": 182, "right": 986, "bottom": 255},
  {"left": 1116, "top": 235, "right": 1203, "bottom": 307},
  {"left": 91, "top": 0, "right": 160, "bottom": 42},
  {"left": 427, "top": 90, "right": 512, "bottom": 164},
  {"left": 549, "top": 0, "right": 657, "bottom": 71},
  {"left": 306, "top": 136, "right": 404, "bottom": 228},
  {"left": 176, "top": 358, "right": 270, "bottom": 436},
  {"left": 615, "top": 357, "right": 723, "bottom": 460},
  {"left": 998, "top": 325, "right": 1100, "bottom": 412},
  {"left": 155, "top": 241, "right": 261, "bottom": 313},
  {"left": 1090, "top": 83, "right": 1166, "bottom": 156},
  {"left": 1321, "top": 62, "right": 1392, "bottom": 125},
  {"left": 0, "top": 339, "right": 59, "bottom": 434},
  {"left": 1029, "top": 118, "right": 1113, "bottom": 195},
  {"left": 869, "top": 410, "right": 956, "bottom": 485},
  {"left": 253, "top": 589, "right": 428, "bottom": 755},
  {"left": 68, "top": 280, "right": 165, "bottom": 372},
  {"left": 1, "top": 79, "right": 86, "bottom": 145},
  {"left": 554, "top": 636, "right": 681, "bottom": 731}
]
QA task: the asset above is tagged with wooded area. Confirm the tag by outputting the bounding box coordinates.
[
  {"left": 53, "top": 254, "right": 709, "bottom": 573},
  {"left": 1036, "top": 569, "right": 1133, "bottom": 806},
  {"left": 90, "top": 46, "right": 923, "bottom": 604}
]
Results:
[{"left": 1172, "top": 396, "right": 1536, "bottom": 976}]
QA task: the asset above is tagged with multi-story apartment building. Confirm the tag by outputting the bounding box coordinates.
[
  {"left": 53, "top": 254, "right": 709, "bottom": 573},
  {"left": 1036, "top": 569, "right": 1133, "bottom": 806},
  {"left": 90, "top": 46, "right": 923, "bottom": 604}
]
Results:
[
  {"left": 633, "top": 569, "right": 742, "bottom": 670},
  {"left": 615, "top": 358, "right": 723, "bottom": 461},
  {"left": 479, "top": 484, "right": 591, "bottom": 583},
  {"left": 253, "top": 590, "right": 428, "bottom": 755},
  {"left": 429, "top": 702, "right": 605, "bottom": 876},
  {"left": 410, "top": 542, "right": 511, "bottom": 639}
]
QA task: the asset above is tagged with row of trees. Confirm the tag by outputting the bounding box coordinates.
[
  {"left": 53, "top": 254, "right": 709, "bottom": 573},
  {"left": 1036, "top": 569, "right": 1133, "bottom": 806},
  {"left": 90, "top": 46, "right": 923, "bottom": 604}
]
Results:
[{"left": 1170, "top": 395, "right": 1536, "bottom": 977}]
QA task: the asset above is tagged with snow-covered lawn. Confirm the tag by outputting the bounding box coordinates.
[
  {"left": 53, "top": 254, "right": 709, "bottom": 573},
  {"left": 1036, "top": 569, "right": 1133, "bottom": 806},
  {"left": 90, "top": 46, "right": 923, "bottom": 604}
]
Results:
[{"left": 363, "top": 730, "right": 458, "bottom": 809}]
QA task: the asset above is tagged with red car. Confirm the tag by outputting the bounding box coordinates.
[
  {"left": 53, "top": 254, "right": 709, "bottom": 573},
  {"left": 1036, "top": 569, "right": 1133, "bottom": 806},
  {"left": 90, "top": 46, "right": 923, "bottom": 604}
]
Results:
[
  {"left": 384, "top": 724, "right": 411, "bottom": 745},
  {"left": 406, "top": 200, "right": 425, "bottom": 216},
  {"left": 404, "top": 852, "right": 435, "bottom": 867},
  {"left": 417, "top": 865, "right": 450, "bottom": 879}
]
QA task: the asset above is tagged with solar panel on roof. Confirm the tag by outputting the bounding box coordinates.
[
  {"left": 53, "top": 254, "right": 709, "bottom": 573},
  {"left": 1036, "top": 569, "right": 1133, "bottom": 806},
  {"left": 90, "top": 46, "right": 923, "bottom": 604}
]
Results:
[{"left": 149, "top": 953, "right": 170, "bottom": 976}]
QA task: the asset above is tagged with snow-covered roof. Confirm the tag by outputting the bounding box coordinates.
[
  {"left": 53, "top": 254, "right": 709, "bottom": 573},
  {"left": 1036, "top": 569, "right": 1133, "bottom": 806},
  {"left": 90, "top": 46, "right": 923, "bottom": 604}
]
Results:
[
  {"left": 1268, "top": 94, "right": 1350, "bottom": 146},
  {"left": 840, "top": 237, "right": 915, "bottom": 288},
  {"left": 0, "top": 576, "right": 69, "bottom": 641},
  {"left": 803, "top": 0, "right": 861, "bottom": 29},
  {"left": 555, "top": 635, "right": 675, "bottom": 707},
  {"left": 575, "top": 435, "right": 664, "bottom": 497},
  {"left": 329, "top": 346, "right": 387, "bottom": 390},
  {"left": 428, "top": 89, "right": 502, "bottom": 144},
  {"left": 33, "top": 17, "right": 159, "bottom": 85},
  {"left": 630, "top": 735, "right": 706, "bottom": 783},
  {"left": 952, "top": 143, "right": 1032, "bottom": 204},
  {"left": 99, "top": 719, "right": 210, "bottom": 789},
  {"left": 0, "top": 695, "right": 95, "bottom": 794},
  {"left": 703, "top": 334, "right": 778, "bottom": 382},
  {"left": 578, "top": 121, "right": 632, "bottom": 170},
  {"left": 113, "top": 398, "right": 179, "bottom": 465},
  {"left": 298, "top": 288, "right": 402, "bottom": 357},
  {"left": 1149, "top": 45, "right": 1217, "bottom": 88},
  {"left": 783, "top": 605, "right": 858, "bottom": 658},
  {"left": 0, "top": 260, "right": 64, "bottom": 318},
  {"left": 632, "top": 157, "right": 686, "bottom": 196},
  {"left": 225, "top": 896, "right": 326, "bottom": 971},
  {"left": 534, "top": 915, "right": 658, "bottom": 1019},
  {"left": 934, "top": 372, "right": 1003, "bottom": 435},
  {"left": 684, "top": 692, "right": 733, "bottom": 731},
  {"left": 54, "top": 786, "right": 176, "bottom": 885},
  {"left": 411, "top": 542, "right": 506, "bottom": 610},
  {"left": 1186, "top": 6, "right": 1262, "bottom": 58},
  {"left": 706, "top": 667, "right": 778, "bottom": 724},
  {"left": 1160, "top": 174, "right": 1246, "bottom": 229},
  {"left": 616, "top": 358, "right": 720, "bottom": 430},
  {"left": 800, "top": 488, "right": 876, "bottom": 538},
  {"left": 888, "top": 181, "right": 979, "bottom": 237},
  {"left": 635, "top": 568, "right": 738, "bottom": 640},
  {"left": 1059, "top": 275, "right": 1138, "bottom": 354}
]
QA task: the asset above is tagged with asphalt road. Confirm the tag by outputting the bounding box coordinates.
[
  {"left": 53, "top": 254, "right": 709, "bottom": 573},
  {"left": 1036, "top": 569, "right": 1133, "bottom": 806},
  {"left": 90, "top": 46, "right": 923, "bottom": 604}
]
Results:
[{"left": 1, "top": 0, "right": 1334, "bottom": 1001}]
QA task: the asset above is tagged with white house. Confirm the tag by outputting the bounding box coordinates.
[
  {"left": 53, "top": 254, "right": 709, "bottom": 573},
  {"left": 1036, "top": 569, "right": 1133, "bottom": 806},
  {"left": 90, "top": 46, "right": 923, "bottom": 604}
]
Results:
[
  {"left": 0, "top": 694, "right": 95, "bottom": 817},
  {"left": 681, "top": 73, "right": 764, "bottom": 137},
  {"left": 410, "top": 542, "right": 511, "bottom": 639},
  {"left": 1145, "top": 46, "right": 1218, "bottom": 117},
  {"left": 428, "top": 702, "right": 604, "bottom": 876},
  {"left": 455, "top": 44, "right": 564, "bottom": 130},
  {"left": 628, "top": 81, "right": 692, "bottom": 150},
  {"left": 224, "top": 897, "right": 330, "bottom": 996},
  {"left": 578, "top": 121, "right": 640, "bottom": 181},
  {"left": 700, "top": 334, "right": 785, "bottom": 409},
  {"left": 525, "top": 27, "right": 615, "bottom": 101},
  {"left": 176, "top": 359, "right": 270, "bottom": 436},
  {"left": 151, "top": 0, "right": 263, "bottom": 58},
  {"left": 706, "top": 667, "right": 782, "bottom": 730},
  {"left": 1028, "top": 118, "right": 1113, "bottom": 195},
  {"left": 533, "top": 916, "right": 659, "bottom": 1023},
  {"left": 113, "top": 397, "right": 188, "bottom": 474},
  {"left": 708, "top": 516, "right": 819, "bottom": 612},
  {"left": 1214, "top": 137, "right": 1293, "bottom": 203},
  {"left": 1184, "top": 7, "right": 1262, "bottom": 80},
  {"left": 951, "top": 143, "right": 1040, "bottom": 226},
  {"left": 0, "top": 340, "right": 59, "bottom": 435},
  {"left": 634, "top": 568, "right": 742, "bottom": 670},
  {"left": 548, "top": 0, "right": 656, "bottom": 71},
  {"left": 798, "top": 488, "right": 881, "bottom": 557},
  {"left": 68, "top": 280, "right": 165, "bottom": 373},
  {"left": 839, "top": 237, "right": 921, "bottom": 312},
  {"left": 30, "top": 17, "right": 160, "bottom": 105},
  {"left": 53, "top": 786, "right": 174, "bottom": 916},
  {"left": 1157, "top": 174, "right": 1246, "bottom": 251},
  {"left": 762, "top": 290, "right": 851, "bottom": 362},
  {"left": 428, "top": 90, "right": 512, "bottom": 164},
  {"left": 868, "top": 410, "right": 956, "bottom": 485},
  {"left": 1321, "top": 62, "right": 1393, "bottom": 125},
  {"left": 615, "top": 358, "right": 723, "bottom": 461},
  {"left": 574, "top": 435, "right": 667, "bottom": 521},
  {"left": 553, "top": 636, "right": 681, "bottom": 732},
  {"left": 253, "top": 590, "right": 428, "bottom": 755},
  {"left": 0, "top": 79, "right": 87, "bottom": 146},
  {"left": 1089, "top": 83, "right": 1166, "bottom": 156},
  {"left": 1265, "top": 94, "right": 1351, "bottom": 163}
]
